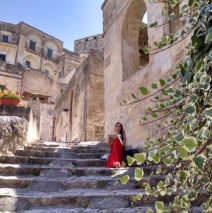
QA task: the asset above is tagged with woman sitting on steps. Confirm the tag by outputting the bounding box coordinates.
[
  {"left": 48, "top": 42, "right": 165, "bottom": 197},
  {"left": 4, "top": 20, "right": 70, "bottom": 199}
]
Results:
[{"left": 105, "top": 122, "right": 126, "bottom": 168}]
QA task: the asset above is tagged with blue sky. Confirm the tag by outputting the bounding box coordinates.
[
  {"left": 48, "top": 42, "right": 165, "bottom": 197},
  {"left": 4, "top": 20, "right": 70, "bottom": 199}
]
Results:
[{"left": 0, "top": 0, "right": 147, "bottom": 51}]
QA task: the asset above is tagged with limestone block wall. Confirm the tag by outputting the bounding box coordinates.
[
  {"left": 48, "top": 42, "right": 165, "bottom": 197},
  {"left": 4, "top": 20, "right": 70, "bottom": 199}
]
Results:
[
  {"left": 102, "top": 0, "right": 191, "bottom": 148},
  {"left": 74, "top": 34, "right": 104, "bottom": 54},
  {"left": 0, "top": 105, "right": 38, "bottom": 155},
  {"left": 54, "top": 50, "right": 104, "bottom": 142},
  {"left": 23, "top": 69, "right": 64, "bottom": 102},
  {"left": 0, "top": 116, "right": 28, "bottom": 155},
  {"left": 0, "top": 61, "right": 23, "bottom": 92}
]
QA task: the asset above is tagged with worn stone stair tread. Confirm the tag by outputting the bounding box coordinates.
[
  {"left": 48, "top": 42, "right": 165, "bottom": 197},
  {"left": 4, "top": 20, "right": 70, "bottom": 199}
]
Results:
[
  {"left": 0, "top": 155, "right": 106, "bottom": 167},
  {"left": 17, "top": 150, "right": 104, "bottom": 159},
  {"left": 18, "top": 206, "right": 156, "bottom": 213},
  {"left": 0, "top": 175, "right": 116, "bottom": 189}
]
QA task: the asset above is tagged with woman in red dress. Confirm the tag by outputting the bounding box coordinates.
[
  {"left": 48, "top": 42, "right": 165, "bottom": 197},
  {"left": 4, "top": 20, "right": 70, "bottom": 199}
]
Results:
[{"left": 105, "top": 122, "right": 126, "bottom": 168}]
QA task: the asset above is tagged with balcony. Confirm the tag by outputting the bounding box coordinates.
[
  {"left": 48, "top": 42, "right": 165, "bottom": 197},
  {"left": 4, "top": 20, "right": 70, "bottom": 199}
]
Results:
[
  {"left": 0, "top": 35, "right": 17, "bottom": 46},
  {"left": 25, "top": 42, "right": 42, "bottom": 56},
  {"left": 43, "top": 49, "right": 59, "bottom": 63}
]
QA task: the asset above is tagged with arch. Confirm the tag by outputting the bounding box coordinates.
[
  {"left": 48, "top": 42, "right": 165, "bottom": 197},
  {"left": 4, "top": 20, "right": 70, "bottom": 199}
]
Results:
[
  {"left": 43, "top": 62, "right": 57, "bottom": 77},
  {"left": 121, "top": 0, "right": 148, "bottom": 81},
  {"left": 23, "top": 55, "right": 40, "bottom": 69},
  {"left": 27, "top": 33, "right": 42, "bottom": 45}
]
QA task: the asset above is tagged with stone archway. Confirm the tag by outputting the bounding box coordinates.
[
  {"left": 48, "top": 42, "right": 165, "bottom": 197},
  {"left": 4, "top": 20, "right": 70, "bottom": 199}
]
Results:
[{"left": 121, "top": 0, "right": 148, "bottom": 81}]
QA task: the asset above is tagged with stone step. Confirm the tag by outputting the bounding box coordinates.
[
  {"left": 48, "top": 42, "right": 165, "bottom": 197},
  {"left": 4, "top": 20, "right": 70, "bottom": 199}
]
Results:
[
  {"left": 0, "top": 188, "right": 172, "bottom": 211},
  {"left": 17, "top": 149, "right": 104, "bottom": 159},
  {"left": 16, "top": 150, "right": 60, "bottom": 158},
  {"left": 18, "top": 206, "right": 157, "bottom": 213},
  {"left": 0, "top": 163, "right": 114, "bottom": 176},
  {"left": 0, "top": 175, "right": 115, "bottom": 190},
  {"left": 24, "top": 146, "right": 110, "bottom": 154},
  {"left": 0, "top": 156, "right": 106, "bottom": 167}
]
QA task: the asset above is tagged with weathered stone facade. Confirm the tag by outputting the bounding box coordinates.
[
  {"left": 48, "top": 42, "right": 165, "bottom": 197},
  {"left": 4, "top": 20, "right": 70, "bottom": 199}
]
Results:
[
  {"left": 54, "top": 50, "right": 104, "bottom": 142},
  {"left": 102, "top": 0, "right": 191, "bottom": 148},
  {"left": 0, "top": 21, "right": 106, "bottom": 143}
]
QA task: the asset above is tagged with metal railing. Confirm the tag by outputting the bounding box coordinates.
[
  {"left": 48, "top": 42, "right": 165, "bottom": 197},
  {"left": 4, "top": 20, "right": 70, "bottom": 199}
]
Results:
[
  {"left": 43, "top": 49, "right": 59, "bottom": 60},
  {"left": 25, "top": 41, "right": 42, "bottom": 54}
]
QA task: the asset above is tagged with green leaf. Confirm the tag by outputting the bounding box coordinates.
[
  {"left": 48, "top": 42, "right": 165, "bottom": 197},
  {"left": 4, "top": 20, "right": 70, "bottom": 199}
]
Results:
[
  {"left": 127, "top": 155, "right": 135, "bottom": 166},
  {"left": 178, "top": 146, "right": 188, "bottom": 160},
  {"left": 204, "top": 107, "right": 212, "bottom": 119},
  {"left": 152, "top": 113, "right": 158, "bottom": 118},
  {"left": 152, "top": 83, "right": 158, "bottom": 89},
  {"left": 135, "top": 168, "right": 144, "bottom": 181},
  {"left": 121, "top": 161, "right": 126, "bottom": 167},
  {"left": 188, "top": 0, "right": 193, "bottom": 6},
  {"left": 183, "top": 105, "right": 196, "bottom": 114},
  {"left": 140, "top": 23, "right": 147, "bottom": 29},
  {"left": 162, "top": 157, "right": 173, "bottom": 166},
  {"left": 182, "top": 137, "right": 197, "bottom": 151},
  {"left": 133, "top": 193, "right": 143, "bottom": 201},
  {"left": 194, "top": 155, "right": 207, "bottom": 170},
  {"left": 202, "top": 127, "right": 210, "bottom": 138},
  {"left": 142, "top": 117, "right": 147, "bottom": 121},
  {"left": 176, "top": 170, "right": 189, "bottom": 185},
  {"left": 143, "top": 47, "right": 149, "bottom": 54},
  {"left": 131, "top": 93, "right": 137, "bottom": 99},
  {"left": 188, "top": 94, "right": 198, "bottom": 103},
  {"left": 175, "top": 132, "right": 184, "bottom": 141},
  {"left": 139, "top": 87, "right": 149, "bottom": 95},
  {"left": 155, "top": 201, "right": 164, "bottom": 213},
  {"left": 134, "top": 153, "right": 146, "bottom": 165},
  {"left": 170, "top": 13, "right": 175, "bottom": 21},
  {"left": 159, "top": 79, "right": 166, "bottom": 87},
  {"left": 145, "top": 209, "right": 153, "bottom": 213},
  {"left": 119, "top": 175, "right": 130, "bottom": 184}
]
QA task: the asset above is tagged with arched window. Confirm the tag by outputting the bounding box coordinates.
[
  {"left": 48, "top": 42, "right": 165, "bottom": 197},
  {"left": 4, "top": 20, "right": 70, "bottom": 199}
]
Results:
[{"left": 121, "top": 0, "right": 148, "bottom": 81}]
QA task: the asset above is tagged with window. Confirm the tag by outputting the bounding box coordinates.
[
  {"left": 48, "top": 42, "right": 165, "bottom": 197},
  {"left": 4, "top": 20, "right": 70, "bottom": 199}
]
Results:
[
  {"left": 85, "top": 39, "right": 88, "bottom": 42},
  {"left": 45, "top": 69, "right": 49, "bottom": 76},
  {"left": 2, "top": 35, "right": 8, "bottom": 43},
  {"left": 29, "top": 40, "right": 36, "bottom": 51},
  {"left": 58, "top": 72, "right": 62, "bottom": 78},
  {"left": 0, "top": 85, "right": 6, "bottom": 90},
  {"left": 0, "top": 54, "right": 6, "bottom": 62},
  {"left": 94, "top": 37, "right": 97, "bottom": 40},
  {"left": 47, "top": 48, "right": 53, "bottom": 58},
  {"left": 25, "top": 60, "right": 31, "bottom": 68}
]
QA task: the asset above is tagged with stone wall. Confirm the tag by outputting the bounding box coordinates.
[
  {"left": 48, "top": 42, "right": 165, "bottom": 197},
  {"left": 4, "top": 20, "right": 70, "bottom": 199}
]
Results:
[
  {"left": 54, "top": 50, "right": 104, "bottom": 142},
  {"left": 0, "top": 105, "right": 32, "bottom": 155},
  {"left": 74, "top": 34, "right": 104, "bottom": 54},
  {"left": 0, "top": 116, "right": 28, "bottom": 155},
  {"left": 102, "top": 0, "right": 191, "bottom": 148}
]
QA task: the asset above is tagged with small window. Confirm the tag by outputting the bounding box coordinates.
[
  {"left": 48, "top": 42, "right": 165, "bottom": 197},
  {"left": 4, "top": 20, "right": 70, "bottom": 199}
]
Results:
[
  {"left": 29, "top": 40, "right": 36, "bottom": 51},
  {"left": 85, "top": 39, "right": 88, "bottom": 42},
  {"left": 45, "top": 69, "right": 49, "bottom": 76},
  {"left": 25, "top": 60, "right": 31, "bottom": 68},
  {"left": 47, "top": 48, "right": 53, "bottom": 58},
  {"left": 94, "top": 37, "right": 97, "bottom": 40},
  {"left": 0, "top": 54, "right": 6, "bottom": 62},
  {"left": 2, "top": 35, "right": 8, "bottom": 43},
  {"left": 0, "top": 85, "right": 6, "bottom": 90},
  {"left": 58, "top": 72, "right": 62, "bottom": 78}
]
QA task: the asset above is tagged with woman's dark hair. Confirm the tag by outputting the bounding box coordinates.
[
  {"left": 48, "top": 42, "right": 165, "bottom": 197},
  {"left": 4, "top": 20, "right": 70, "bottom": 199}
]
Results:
[{"left": 115, "top": 122, "right": 124, "bottom": 141}]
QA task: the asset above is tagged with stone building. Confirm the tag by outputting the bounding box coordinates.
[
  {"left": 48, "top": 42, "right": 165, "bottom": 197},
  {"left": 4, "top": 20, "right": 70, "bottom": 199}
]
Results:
[
  {"left": 102, "top": 0, "right": 189, "bottom": 148},
  {"left": 54, "top": 50, "right": 104, "bottom": 142},
  {"left": 0, "top": 21, "right": 84, "bottom": 142},
  {"left": 0, "top": 21, "right": 105, "bottom": 143}
]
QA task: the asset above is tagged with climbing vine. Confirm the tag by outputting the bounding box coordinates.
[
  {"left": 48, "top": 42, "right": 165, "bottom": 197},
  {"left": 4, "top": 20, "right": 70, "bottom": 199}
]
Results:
[{"left": 119, "top": 0, "right": 212, "bottom": 212}]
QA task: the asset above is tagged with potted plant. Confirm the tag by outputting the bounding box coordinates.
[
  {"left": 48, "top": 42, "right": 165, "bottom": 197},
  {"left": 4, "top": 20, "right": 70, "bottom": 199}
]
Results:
[{"left": 0, "top": 88, "right": 21, "bottom": 106}]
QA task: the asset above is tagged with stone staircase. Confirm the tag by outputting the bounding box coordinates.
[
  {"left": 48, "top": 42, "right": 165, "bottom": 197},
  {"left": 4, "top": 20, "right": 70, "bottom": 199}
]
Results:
[{"left": 0, "top": 141, "right": 201, "bottom": 213}]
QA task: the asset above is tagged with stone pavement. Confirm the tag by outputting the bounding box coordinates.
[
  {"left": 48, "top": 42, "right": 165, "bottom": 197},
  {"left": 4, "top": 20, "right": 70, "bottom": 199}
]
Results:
[{"left": 0, "top": 141, "right": 202, "bottom": 212}]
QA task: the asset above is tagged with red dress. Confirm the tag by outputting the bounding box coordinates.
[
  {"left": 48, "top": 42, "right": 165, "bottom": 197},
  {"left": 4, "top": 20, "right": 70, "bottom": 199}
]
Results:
[{"left": 105, "top": 137, "right": 124, "bottom": 168}]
